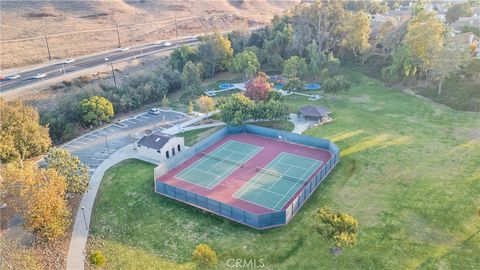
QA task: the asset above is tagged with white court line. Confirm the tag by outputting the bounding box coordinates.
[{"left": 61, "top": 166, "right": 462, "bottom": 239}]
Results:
[
  {"left": 175, "top": 140, "right": 262, "bottom": 190},
  {"left": 274, "top": 160, "right": 321, "bottom": 210},
  {"left": 234, "top": 153, "right": 286, "bottom": 198}
]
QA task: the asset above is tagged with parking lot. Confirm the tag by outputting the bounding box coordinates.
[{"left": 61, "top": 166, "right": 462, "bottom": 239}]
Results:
[{"left": 62, "top": 110, "right": 188, "bottom": 174}]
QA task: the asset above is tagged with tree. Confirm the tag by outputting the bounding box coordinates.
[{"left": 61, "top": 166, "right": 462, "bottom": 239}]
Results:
[
  {"left": 264, "top": 100, "right": 289, "bottom": 121},
  {"left": 228, "top": 30, "right": 250, "bottom": 54},
  {"left": 161, "top": 94, "right": 169, "bottom": 109},
  {"left": 245, "top": 72, "right": 272, "bottom": 101},
  {"left": 188, "top": 101, "right": 194, "bottom": 114},
  {"left": 169, "top": 45, "right": 198, "bottom": 72},
  {"left": 266, "top": 90, "right": 285, "bottom": 102},
  {"left": 404, "top": 11, "right": 444, "bottom": 75},
  {"left": 218, "top": 93, "right": 254, "bottom": 125},
  {"left": 343, "top": 11, "right": 371, "bottom": 56},
  {"left": 446, "top": 2, "right": 474, "bottom": 24},
  {"left": 313, "top": 207, "right": 359, "bottom": 249},
  {"left": 181, "top": 61, "right": 202, "bottom": 97},
  {"left": 80, "top": 96, "right": 114, "bottom": 126},
  {"left": 431, "top": 38, "right": 469, "bottom": 95},
  {"left": 44, "top": 147, "right": 89, "bottom": 194},
  {"left": 197, "top": 95, "right": 215, "bottom": 117},
  {"left": 282, "top": 56, "right": 307, "bottom": 78},
  {"left": 1, "top": 161, "right": 70, "bottom": 241},
  {"left": 0, "top": 99, "right": 51, "bottom": 162},
  {"left": 230, "top": 51, "right": 260, "bottom": 80},
  {"left": 192, "top": 243, "right": 218, "bottom": 268},
  {"left": 411, "top": 0, "right": 428, "bottom": 17},
  {"left": 323, "top": 75, "right": 351, "bottom": 92},
  {"left": 284, "top": 77, "right": 304, "bottom": 92},
  {"left": 306, "top": 40, "right": 325, "bottom": 79},
  {"left": 198, "top": 32, "right": 233, "bottom": 77}
]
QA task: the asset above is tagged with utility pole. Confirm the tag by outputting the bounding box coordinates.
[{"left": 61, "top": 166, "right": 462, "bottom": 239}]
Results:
[
  {"left": 115, "top": 24, "right": 122, "bottom": 48},
  {"left": 44, "top": 36, "right": 52, "bottom": 60},
  {"left": 174, "top": 14, "right": 179, "bottom": 41},
  {"left": 110, "top": 61, "right": 118, "bottom": 91}
]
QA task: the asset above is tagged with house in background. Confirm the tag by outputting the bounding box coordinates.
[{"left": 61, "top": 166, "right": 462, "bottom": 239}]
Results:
[{"left": 136, "top": 132, "right": 185, "bottom": 161}]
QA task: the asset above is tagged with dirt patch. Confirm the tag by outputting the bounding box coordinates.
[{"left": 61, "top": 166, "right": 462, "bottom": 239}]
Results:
[{"left": 1, "top": 1, "right": 294, "bottom": 69}]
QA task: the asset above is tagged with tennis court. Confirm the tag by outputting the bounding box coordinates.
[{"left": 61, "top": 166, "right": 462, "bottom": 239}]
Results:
[
  {"left": 174, "top": 140, "right": 262, "bottom": 189},
  {"left": 234, "top": 152, "right": 322, "bottom": 211}
]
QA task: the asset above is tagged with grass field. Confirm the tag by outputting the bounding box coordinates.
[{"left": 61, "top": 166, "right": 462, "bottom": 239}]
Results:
[
  {"left": 176, "top": 126, "right": 223, "bottom": 146},
  {"left": 88, "top": 70, "right": 479, "bottom": 269}
]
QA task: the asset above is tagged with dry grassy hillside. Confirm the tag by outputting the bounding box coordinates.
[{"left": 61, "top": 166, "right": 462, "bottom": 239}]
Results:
[{"left": 0, "top": 0, "right": 298, "bottom": 69}]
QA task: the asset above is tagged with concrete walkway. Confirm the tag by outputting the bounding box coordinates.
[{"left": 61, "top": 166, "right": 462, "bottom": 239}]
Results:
[
  {"left": 65, "top": 111, "right": 222, "bottom": 270},
  {"left": 162, "top": 109, "right": 220, "bottom": 135},
  {"left": 66, "top": 145, "right": 161, "bottom": 269},
  {"left": 289, "top": 113, "right": 315, "bottom": 134}
]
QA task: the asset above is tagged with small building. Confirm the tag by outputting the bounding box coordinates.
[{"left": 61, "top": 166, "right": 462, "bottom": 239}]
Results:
[
  {"left": 297, "top": 105, "right": 332, "bottom": 122},
  {"left": 136, "top": 132, "right": 185, "bottom": 161}
]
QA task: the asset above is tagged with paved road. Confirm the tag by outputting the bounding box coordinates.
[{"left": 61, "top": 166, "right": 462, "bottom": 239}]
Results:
[
  {"left": 0, "top": 36, "right": 197, "bottom": 93},
  {"left": 62, "top": 109, "right": 189, "bottom": 174}
]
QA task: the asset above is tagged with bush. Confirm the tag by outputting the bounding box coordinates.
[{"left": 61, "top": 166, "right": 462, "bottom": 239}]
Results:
[
  {"left": 313, "top": 207, "right": 358, "bottom": 248},
  {"left": 89, "top": 250, "right": 106, "bottom": 268},
  {"left": 323, "top": 75, "right": 351, "bottom": 92},
  {"left": 192, "top": 244, "right": 218, "bottom": 268}
]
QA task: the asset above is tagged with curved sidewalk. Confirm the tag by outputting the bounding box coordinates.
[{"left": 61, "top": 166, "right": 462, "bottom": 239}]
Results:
[
  {"left": 66, "top": 144, "right": 160, "bottom": 269},
  {"left": 65, "top": 117, "right": 221, "bottom": 269}
]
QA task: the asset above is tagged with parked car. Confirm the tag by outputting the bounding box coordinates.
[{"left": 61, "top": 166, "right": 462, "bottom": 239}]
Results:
[
  {"left": 4, "top": 74, "right": 20, "bottom": 80},
  {"left": 148, "top": 108, "right": 161, "bottom": 115},
  {"left": 160, "top": 41, "right": 172, "bottom": 47},
  {"left": 119, "top": 47, "right": 130, "bottom": 52},
  {"left": 32, "top": 73, "right": 47, "bottom": 79},
  {"left": 63, "top": 58, "right": 75, "bottom": 64}
]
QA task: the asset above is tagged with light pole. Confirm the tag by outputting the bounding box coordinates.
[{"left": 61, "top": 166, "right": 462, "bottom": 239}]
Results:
[
  {"left": 81, "top": 206, "right": 88, "bottom": 230},
  {"left": 104, "top": 135, "right": 110, "bottom": 157},
  {"left": 177, "top": 115, "right": 181, "bottom": 133}
]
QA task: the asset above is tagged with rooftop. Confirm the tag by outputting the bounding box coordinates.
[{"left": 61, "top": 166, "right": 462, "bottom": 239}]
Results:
[
  {"left": 298, "top": 105, "right": 332, "bottom": 117},
  {"left": 137, "top": 132, "right": 173, "bottom": 150}
]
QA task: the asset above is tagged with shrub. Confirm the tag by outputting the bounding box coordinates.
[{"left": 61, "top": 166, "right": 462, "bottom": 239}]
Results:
[
  {"left": 323, "top": 75, "right": 351, "bottom": 92},
  {"left": 192, "top": 243, "right": 218, "bottom": 268},
  {"left": 89, "top": 250, "right": 106, "bottom": 268},
  {"left": 313, "top": 207, "right": 358, "bottom": 248}
]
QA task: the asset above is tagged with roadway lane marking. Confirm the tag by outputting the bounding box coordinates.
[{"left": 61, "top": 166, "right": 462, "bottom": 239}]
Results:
[
  {"left": 138, "top": 115, "right": 151, "bottom": 120},
  {"left": 114, "top": 123, "right": 128, "bottom": 128}
]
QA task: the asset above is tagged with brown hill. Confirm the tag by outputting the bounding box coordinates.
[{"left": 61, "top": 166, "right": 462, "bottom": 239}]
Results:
[{"left": 0, "top": 0, "right": 299, "bottom": 69}]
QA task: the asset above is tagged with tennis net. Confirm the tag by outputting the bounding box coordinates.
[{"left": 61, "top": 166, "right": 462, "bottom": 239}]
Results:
[
  {"left": 255, "top": 167, "right": 308, "bottom": 184},
  {"left": 201, "top": 152, "right": 244, "bottom": 167}
]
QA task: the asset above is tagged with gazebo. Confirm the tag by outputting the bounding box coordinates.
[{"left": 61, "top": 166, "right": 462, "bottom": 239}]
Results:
[{"left": 297, "top": 105, "right": 332, "bottom": 122}]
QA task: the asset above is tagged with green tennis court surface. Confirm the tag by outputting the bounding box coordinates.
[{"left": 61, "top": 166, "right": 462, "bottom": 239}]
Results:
[
  {"left": 234, "top": 152, "right": 322, "bottom": 211},
  {"left": 175, "top": 140, "right": 262, "bottom": 189}
]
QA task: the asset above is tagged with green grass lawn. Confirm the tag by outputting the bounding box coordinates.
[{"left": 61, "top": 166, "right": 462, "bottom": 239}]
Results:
[
  {"left": 176, "top": 126, "right": 223, "bottom": 146},
  {"left": 416, "top": 74, "right": 480, "bottom": 112},
  {"left": 88, "top": 70, "right": 480, "bottom": 269}
]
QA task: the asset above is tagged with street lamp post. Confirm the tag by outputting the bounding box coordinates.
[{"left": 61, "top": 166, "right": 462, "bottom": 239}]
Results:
[
  {"left": 104, "top": 135, "right": 110, "bottom": 157},
  {"left": 177, "top": 116, "right": 181, "bottom": 133},
  {"left": 81, "top": 206, "right": 88, "bottom": 230}
]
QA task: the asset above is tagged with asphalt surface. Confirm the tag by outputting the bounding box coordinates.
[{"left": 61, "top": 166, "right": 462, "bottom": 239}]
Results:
[
  {"left": 61, "top": 110, "right": 188, "bottom": 174},
  {"left": 0, "top": 36, "right": 197, "bottom": 93}
]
